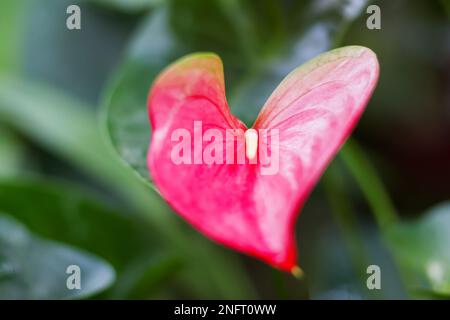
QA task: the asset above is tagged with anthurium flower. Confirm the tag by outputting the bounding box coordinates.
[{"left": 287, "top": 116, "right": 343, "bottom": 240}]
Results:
[{"left": 147, "top": 46, "right": 379, "bottom": 272}]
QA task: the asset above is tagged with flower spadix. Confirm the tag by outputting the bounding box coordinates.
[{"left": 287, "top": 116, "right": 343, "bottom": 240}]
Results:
[
  {"left": 147, "top": 46, "right": 379, "bottom": 271},
  {"left": 244, "top": 129, "right": 258, "bottom": 160}
]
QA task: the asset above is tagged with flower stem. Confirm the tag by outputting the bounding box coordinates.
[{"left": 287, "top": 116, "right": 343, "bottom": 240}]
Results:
[
  {"left": 340, "top": 138, "right": 399, "bottom": 228},
  {"left": 323, "top": 163, "right": 369, "bottom": 279}
]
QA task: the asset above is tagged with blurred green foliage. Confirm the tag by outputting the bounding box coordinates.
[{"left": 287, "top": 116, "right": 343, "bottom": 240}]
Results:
[
  {"left": 0, "top": 178, "right": 161, "bottom": 289},
  {"left": 0, "top": 214, "right": 115, "bottom": 299},
  {"left": 0, "top": 0, "right": 449, "bottom": 300},
  {"left": 386, "top": 202, "right": 450, "bottom": 297}
]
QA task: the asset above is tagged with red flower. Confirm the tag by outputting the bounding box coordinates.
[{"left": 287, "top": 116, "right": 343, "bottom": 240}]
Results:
[{"left": 147, "top": 46, "right": 379, "bottom": 272}]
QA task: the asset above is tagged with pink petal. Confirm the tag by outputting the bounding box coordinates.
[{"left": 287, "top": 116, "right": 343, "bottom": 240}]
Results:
[{"left": 147, "top": 47, "right": 379, "bottom": 271}]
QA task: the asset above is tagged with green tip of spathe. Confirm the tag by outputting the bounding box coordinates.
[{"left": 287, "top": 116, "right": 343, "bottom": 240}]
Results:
[{"left": 291, "top": 265, "right": 304, "bottom": 279}]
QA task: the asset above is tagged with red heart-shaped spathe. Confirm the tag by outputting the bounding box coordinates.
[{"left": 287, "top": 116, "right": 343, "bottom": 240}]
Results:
[{"left": 147, "top": 46, "right": 379, "bottom": 272}]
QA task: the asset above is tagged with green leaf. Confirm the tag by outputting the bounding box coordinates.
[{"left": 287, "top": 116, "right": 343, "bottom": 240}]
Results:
[
  {"left": 0, "top": 178, "right": 158, "bottom": 272},
  {"left": 168, "top": 0, "right": 256, "bottom": 62},
  {"left": 0, "top": 214, "right": 115, "bottom": 299},
  {"left": 0, "top": 178, "right": 176, "bottom": 297},
  {"left": 386, "top": 202, "right": 450, "bottom": 297}
]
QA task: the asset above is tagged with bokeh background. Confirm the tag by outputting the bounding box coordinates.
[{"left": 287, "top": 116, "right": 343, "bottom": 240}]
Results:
[{"left": 0, "top": 0, "right": 449, "bottom": 299}]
